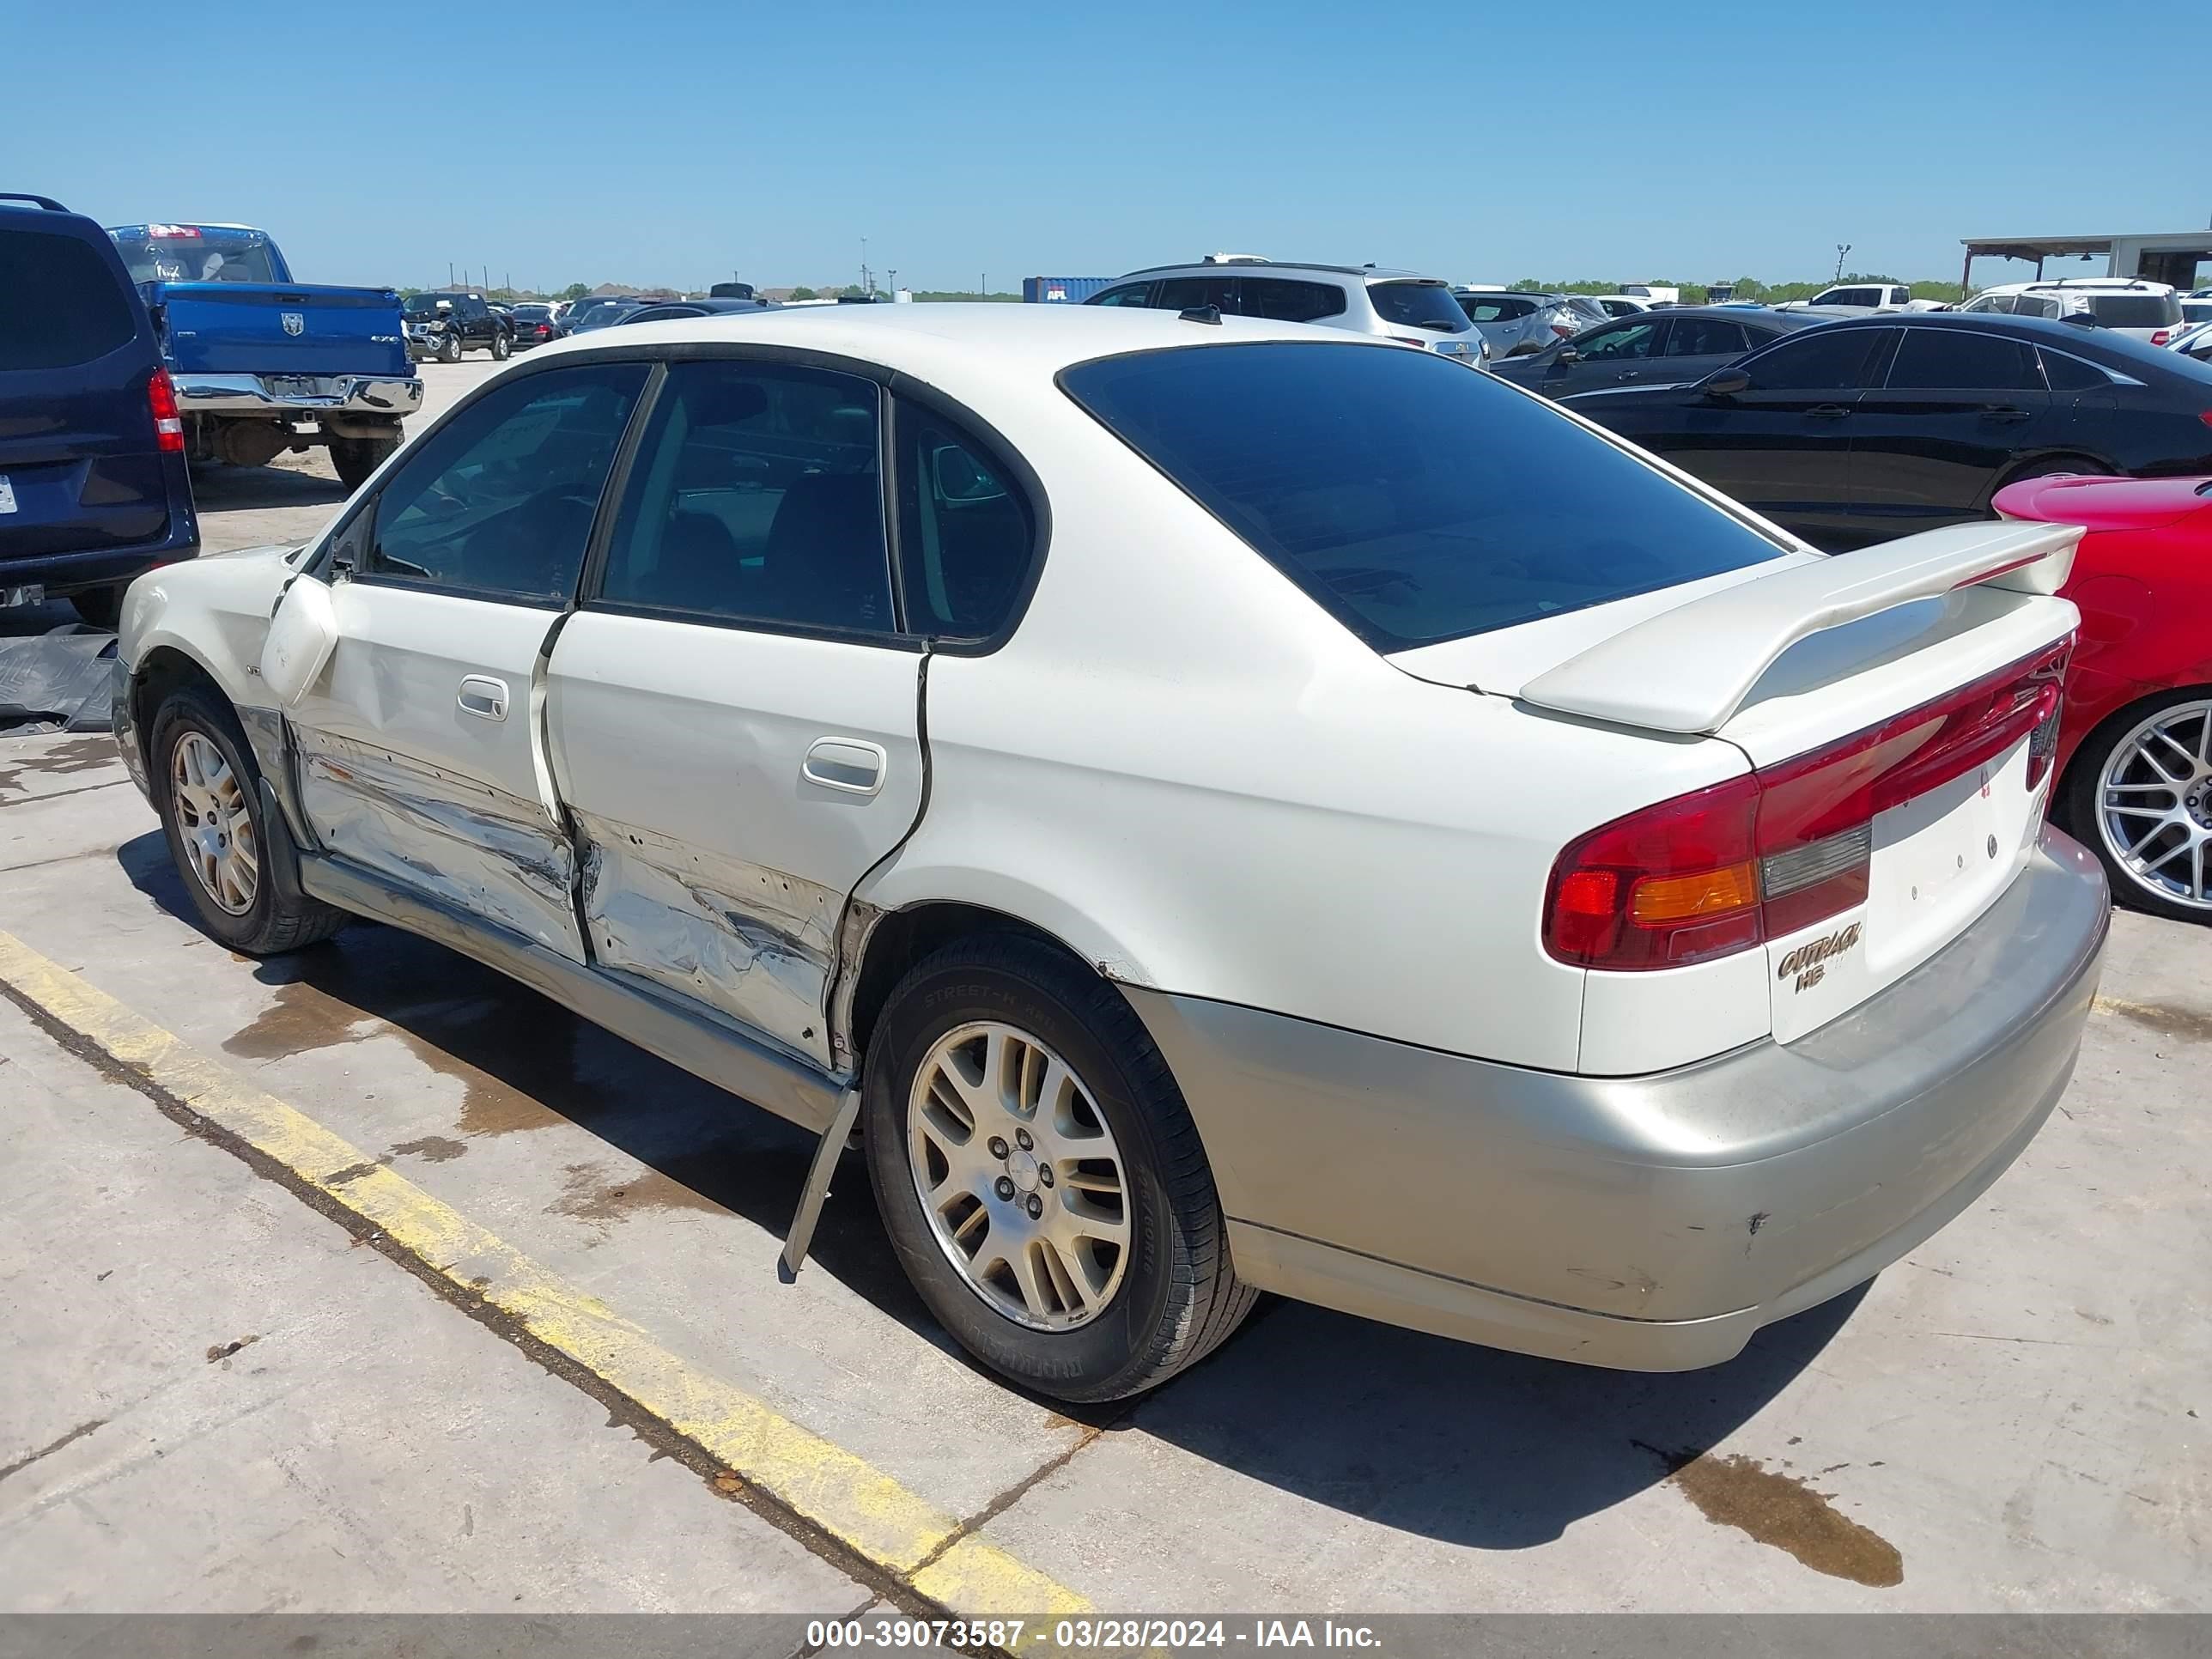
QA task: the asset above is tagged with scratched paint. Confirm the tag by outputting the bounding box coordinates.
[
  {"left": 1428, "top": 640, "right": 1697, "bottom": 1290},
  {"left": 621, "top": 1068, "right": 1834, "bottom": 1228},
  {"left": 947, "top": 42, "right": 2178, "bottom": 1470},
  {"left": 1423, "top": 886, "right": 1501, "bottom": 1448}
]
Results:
[
  {"left": 574, "top": 806, "right": 836, "bottom": 1069},
  {"left": 295, "top": 727, "right": 583, "bottom": 957}
]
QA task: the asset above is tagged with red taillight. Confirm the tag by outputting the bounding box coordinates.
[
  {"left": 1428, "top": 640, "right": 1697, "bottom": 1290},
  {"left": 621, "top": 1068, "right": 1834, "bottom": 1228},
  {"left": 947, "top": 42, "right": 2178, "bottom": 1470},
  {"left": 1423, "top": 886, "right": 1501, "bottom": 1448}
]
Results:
[
  {"left": 148, "top": 368, "right": 184, "bottom": 453},
  {"left": 1543, "top": 640, "right": 2071, "bottom": 970},
  {"left": 1388, "top": 336, "right": 1427, "bottom": 349},
  {"left": 2150, "top": 330, "right": 2171, "bottom": 347},
  {"left": 2200, "top": 410, "right": 2212, "bottom": 429}
]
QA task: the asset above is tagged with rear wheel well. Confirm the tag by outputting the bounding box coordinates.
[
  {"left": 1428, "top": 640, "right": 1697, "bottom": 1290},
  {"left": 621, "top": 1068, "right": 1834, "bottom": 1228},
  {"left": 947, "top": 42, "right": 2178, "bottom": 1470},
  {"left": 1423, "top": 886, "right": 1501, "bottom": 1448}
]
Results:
[
  {"left": 131, "top": 648, "right": 233, "bottom": 777},
  {"left": 846, "top": 902, "right": 1095, "bottom": 1073}
]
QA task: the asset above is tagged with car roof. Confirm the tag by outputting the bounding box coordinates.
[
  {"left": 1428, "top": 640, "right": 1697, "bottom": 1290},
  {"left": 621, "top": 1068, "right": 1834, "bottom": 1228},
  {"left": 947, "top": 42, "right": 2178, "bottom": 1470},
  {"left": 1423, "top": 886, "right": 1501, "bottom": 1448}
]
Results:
[
  {"left": 1978, "top": 276, "right": 2174, "bottom": 295},
  {"left": 1802, "top": 309, "right": 2207, "bottom": 376},
  {"left": 525, "top": 301, "right": 1381, "bottom": 380},
  {"left": 1111, "top": 261, "right": 1431, "bottom": 284}
]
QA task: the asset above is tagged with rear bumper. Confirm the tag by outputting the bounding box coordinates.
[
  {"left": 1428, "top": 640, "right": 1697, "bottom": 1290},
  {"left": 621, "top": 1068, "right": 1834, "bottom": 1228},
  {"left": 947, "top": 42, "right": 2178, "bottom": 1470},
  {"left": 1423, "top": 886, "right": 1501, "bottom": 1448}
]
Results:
[
  {"left": 1, "top": 523, "right": 199, "bottom": 598},
  {"left": 1127, "top": 825, "right": 2109, "bottom": 1370},
  {"left": 170, "top": 373, "right": 422, "bottom": 421}
]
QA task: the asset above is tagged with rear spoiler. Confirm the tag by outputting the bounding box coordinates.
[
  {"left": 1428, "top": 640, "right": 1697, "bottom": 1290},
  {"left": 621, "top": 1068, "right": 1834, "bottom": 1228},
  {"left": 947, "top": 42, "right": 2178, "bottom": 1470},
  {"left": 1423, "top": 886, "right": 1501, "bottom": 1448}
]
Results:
[{"left": 1519, "top": 520, "right": 2083, "bottom": 735}]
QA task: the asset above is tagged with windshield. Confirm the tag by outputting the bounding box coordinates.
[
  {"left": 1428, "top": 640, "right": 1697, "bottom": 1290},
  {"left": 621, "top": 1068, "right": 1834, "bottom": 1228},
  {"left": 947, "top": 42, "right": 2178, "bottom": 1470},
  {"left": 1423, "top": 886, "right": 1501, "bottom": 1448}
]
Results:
[
  {"left": 111, "top": 228, "right": 279, "bottom": 285},
  {"left": 1061, "top": 341, "right": 1788, "bottom": 652},
  {"left": 405, "top": 294, "right": 459, "bottom": 316},
  {"left": 1367, "top": 281, "right": 1471, "bottom": 333},
  {"left": 571, "top": 301, "right": 643, "bottom": 331}
]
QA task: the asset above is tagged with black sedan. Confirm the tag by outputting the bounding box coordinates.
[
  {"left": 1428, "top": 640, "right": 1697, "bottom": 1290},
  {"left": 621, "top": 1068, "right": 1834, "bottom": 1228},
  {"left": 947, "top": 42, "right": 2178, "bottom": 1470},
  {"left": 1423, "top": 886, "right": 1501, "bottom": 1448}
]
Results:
[
  {"left": 1492, "top": 305, "right": 1831, "bottom": 401},
  {"left": 1566, "top": 312, "right": 2212, "bottom": 549},
  {"left": 613, "top": 297, "right": 781, "bottom": 325}
]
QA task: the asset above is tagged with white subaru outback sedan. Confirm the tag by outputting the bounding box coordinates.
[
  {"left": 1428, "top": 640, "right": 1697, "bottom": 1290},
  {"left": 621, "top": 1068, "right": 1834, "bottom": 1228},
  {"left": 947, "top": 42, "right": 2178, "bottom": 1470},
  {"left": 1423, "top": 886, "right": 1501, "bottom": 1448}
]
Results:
[{"left": 112, "top": 305, "right": 2108, "bottom": 1402}]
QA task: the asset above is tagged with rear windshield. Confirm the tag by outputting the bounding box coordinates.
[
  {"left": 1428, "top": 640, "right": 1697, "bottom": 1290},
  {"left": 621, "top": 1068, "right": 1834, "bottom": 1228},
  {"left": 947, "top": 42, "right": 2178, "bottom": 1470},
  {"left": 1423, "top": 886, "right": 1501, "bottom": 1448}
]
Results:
[
  {"left": 1367, "top": 281, "right": 1470, "bottom": 333},
  {"left": 1060, "top": 342, "right": 1788, "bottom": 652},
  {"left": 111, "top": 229, "right": 279, "bottom": 285},
  {"left": 0, "top": 226, "right": 138, "bottom": 371},
  {"left": 2085, "top": 293, "right": 2181, "bottom": 327}
]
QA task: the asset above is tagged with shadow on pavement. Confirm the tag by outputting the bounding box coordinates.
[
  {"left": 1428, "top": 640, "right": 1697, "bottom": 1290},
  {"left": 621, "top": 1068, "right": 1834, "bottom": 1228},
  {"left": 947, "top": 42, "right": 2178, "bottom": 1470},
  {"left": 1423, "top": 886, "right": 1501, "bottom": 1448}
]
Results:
[
  {"left": 121, "top": 826, "right": 1857, "bottom": 1536},
  {"left": 188, "top": 462, "right": 349, "bottom": 512}
]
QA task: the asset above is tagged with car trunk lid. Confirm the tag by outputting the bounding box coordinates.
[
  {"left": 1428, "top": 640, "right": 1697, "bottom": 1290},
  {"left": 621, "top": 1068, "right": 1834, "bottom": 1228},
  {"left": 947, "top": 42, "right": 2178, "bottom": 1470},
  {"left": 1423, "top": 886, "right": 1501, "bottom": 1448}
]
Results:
[
  {"left": 1392, "top": 520, "right": 2083, "bottom": 1042},
  {"left": 1993, "top": 471, "right": 2209, "bottom": 532}
]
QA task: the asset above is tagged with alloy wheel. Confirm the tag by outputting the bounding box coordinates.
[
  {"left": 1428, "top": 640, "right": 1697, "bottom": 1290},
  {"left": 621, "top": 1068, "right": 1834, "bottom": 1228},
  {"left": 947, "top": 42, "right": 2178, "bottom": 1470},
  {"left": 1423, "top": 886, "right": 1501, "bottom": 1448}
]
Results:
[
  {"left": 2095, "top": 699, "right": 2212, "bottom": 912},
  {"left": 905, "top": 1020, "right": 1131, "bottom": 1331},
  {"left": 170, "top": 730, "right": 258, "bottom": 915}
]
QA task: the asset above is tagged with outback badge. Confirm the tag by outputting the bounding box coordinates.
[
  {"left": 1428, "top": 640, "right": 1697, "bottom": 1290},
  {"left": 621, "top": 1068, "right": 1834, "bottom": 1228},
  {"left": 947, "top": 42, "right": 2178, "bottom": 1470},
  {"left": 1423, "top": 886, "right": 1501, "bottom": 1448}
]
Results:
[{"left": 1778, "top": 921, "right": 1863, "bottom": 993}]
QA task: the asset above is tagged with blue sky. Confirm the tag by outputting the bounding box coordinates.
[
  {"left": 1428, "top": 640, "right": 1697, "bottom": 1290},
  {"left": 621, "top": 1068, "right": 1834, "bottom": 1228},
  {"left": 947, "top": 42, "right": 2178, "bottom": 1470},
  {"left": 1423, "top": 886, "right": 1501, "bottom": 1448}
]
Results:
[{"left": 12, "top": 1, "right": 2202, "bottom": 294}]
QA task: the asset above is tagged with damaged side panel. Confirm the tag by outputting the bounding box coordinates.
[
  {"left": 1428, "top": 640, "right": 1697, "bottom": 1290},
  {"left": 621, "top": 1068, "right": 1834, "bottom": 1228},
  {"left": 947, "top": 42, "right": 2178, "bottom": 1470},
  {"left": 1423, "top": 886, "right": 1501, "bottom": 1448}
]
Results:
[
  {"left": 573, "top": 805, "right": 842, "bottom": 1069},
  {"left": 297, "top": 726, "right": 586, "bottom": 957}
]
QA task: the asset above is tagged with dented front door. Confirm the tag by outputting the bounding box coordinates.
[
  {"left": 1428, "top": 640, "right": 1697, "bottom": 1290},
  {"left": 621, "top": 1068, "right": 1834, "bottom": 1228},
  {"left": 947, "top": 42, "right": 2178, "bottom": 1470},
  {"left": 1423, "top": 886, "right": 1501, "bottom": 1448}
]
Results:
[
  {"left": 290, "top": 583, "right": 586, "bottom": 957},
  {"left": 286, "top": 358, "right": 653, "bottom": 959}
]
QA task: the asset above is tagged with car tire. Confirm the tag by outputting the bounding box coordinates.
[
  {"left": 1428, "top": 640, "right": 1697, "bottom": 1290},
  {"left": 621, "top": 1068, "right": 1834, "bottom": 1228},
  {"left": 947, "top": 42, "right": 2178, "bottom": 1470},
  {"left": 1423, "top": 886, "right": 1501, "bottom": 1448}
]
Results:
[
  {"left": 491, "top": 331, "right": 511, "bottom": 361},
  {"left": 863, "top": 934, "right": 1255, "bottom": 1402},
  {"left": 329, "top": 434, "right": 398, "bottom": 493},
  {"left": 439, "top": 332, "right": 462, "bottom": 363},
  {"left": 150, "top": 685, "right": 349, "bottom": 955},
  {"left": 69, "top": 586, "right": 123, "bottom": 629},
  {"left": 2062, "top": 687, "right": 2212, "bottom": 925}
]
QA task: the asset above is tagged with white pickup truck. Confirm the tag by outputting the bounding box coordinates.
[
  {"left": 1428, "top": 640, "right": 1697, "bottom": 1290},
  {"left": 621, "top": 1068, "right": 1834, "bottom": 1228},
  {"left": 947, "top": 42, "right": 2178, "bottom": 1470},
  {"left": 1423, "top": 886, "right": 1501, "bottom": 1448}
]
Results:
[{"left": 1779, "top": 282, "right": 1921, "bottom": 312}]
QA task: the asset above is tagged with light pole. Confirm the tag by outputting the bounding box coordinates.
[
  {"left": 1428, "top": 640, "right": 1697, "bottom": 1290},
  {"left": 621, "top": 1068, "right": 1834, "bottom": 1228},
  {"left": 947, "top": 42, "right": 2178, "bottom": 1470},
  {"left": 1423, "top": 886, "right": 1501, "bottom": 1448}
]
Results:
[{"left": 1833, "top": 243, "right": 1851, "bottom": 284}]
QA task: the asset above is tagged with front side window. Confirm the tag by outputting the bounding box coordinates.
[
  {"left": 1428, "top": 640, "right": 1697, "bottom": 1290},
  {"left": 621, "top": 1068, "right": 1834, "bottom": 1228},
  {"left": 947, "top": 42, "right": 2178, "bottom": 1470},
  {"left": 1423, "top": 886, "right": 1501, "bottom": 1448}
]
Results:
[
  {"left": 0, "top": 228, "right": 137, "bottom": 370},
  {"left": 1238, "top": 279, "right": 1347, "bottom": 324},
  {"left": 1665, "top": 318, "right": 1748, "bottom": 357},
  {"left": 1572, "top": 321, "right": 1662, "bottom": 362},
  {"left": 598, "top": 360, "right": 891, "bottom": 635},
  {"left": 895, "top": 402, "right": 1036, "bottom": 639},
  {"left": 365, "top": 362, "right": 647, "bottom": 601},
  {"left": 1884, "top": 330, "right": 2041, "bottom": 391},
  {"left": 1061, "top": 342, "right": 1786, "bottom": 653},
  {"left": 1090, "top": 283, "right": 1154, "bottom": 307},
  {"left": 1740, "top": 327, "right": 1887, "bottom": 391}
]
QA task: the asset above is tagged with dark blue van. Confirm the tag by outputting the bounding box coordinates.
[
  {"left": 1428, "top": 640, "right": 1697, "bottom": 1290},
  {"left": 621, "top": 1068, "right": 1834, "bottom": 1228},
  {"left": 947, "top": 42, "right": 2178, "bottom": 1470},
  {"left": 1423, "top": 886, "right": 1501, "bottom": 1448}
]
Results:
[{"left": 0, "top": 193, "right": 198, "bottom": 626}]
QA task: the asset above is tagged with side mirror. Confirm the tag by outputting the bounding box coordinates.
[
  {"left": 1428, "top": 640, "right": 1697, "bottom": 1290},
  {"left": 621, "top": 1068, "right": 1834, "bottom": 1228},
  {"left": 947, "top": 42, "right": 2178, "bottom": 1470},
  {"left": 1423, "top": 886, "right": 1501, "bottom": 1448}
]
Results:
[
  {"left": 1703, "top": 368, "right": 1752, "bottom": 398},
  {"left": 1554, "top": 348, "right": 1580, "bottom": 365},
  {"left": 259, "top": 574, "right": 340, "bottom": 706}
]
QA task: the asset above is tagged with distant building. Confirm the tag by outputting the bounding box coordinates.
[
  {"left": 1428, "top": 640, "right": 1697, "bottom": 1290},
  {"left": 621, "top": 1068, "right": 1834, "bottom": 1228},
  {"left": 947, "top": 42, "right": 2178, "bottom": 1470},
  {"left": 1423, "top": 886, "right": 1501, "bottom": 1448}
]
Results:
[{"left": 1961, "top": 228, "right": 2212, "bottom": 292}]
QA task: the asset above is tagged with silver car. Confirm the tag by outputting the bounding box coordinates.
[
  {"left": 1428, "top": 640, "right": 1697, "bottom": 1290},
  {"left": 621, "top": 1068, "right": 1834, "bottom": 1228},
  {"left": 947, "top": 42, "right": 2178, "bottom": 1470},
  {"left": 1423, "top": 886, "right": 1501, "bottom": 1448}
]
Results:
[
  {"left": 1453, "top": 288, "right": 1609, "bottom": 359},
  {"left": 1088, "top": 256, "right": 1489, "bottom": 368}
]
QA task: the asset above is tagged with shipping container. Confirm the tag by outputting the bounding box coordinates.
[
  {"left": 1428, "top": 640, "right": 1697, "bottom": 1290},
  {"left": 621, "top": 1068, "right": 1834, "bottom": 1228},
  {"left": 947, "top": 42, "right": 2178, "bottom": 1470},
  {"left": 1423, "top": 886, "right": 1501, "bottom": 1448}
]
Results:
[{"left": 1022, "top": 276, "right": 1112, "bottom": 305}]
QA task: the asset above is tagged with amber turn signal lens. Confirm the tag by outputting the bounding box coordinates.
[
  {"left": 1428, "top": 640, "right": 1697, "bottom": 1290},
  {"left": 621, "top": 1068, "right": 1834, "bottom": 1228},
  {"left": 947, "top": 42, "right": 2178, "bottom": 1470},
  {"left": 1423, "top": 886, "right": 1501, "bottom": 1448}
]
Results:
[{"left": 1628, "top": 861, "right": 1759, "bottom": 925}]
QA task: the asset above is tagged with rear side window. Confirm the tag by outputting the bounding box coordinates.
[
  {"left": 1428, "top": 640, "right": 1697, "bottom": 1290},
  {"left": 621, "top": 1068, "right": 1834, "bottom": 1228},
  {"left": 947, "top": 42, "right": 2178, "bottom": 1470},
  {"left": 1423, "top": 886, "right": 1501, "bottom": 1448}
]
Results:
[
  {"left": 1459, "top": 295, "right": 1536, "bottom": 323},
  {"left": 599, "top": 361, "right": 891, "bottom": 635},
  {"left": 895, "top": 401, "right": 1036, "bottom": 639},
  {"left": 1369, "top": 282, "right": 1469, "bottom": 333},
  {"left": 1060, "top": 342, "right": 1786, "bottom": 652},
  {"left": 2086, "top": 294, "right": 2181, "bottom": 328},
  {"left": 1885, "top": 330, "right": 2041, "bottom": 390},
  {"left": 1741, "top": 328, "right": 1886, "bottom": 391},
  {"left": 2039, "top": 349, "right": 2111, "bottom": 391},
  {"left": 1238, "top": 279, "right": 1346, "bottom": 324},
  {"left": 0, "top": 227, "right": 137, "bottom": 371},
  {"left": 1666, "top": 318, "right": 1748, "bottom": 357},
  {"left": 366, "top": 362, "right": 648, "bottom": 601},
  {"left": 1154, "top": 276, "right": 1237, "bottom": 313}
]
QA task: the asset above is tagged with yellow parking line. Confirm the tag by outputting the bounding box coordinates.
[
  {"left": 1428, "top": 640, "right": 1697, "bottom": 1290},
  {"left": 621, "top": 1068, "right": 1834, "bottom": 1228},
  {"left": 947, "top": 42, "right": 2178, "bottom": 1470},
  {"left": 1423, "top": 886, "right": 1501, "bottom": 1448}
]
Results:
[{"left": 0, "top": 927, "right": 1089, "bottom": 1622}]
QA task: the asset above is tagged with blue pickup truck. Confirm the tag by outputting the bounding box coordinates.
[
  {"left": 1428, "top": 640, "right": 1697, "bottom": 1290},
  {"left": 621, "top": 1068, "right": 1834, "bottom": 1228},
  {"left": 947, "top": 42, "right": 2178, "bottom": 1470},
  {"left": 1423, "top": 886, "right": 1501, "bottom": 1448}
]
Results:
[{"left": 106, "top": 223, "right": 422, "bottom": 489}]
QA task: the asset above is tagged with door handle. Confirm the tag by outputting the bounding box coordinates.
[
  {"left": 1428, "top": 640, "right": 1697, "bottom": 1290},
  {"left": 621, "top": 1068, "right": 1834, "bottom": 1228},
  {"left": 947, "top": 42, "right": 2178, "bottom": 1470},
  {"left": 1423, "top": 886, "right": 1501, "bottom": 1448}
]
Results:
[
  {"left": 457, "top": 675, "right": 509, "bottom": 722},
  {"left": 1980, "top": 404, "right": 2032, "bottom": 421},
  {"left": 803, "top": 738, "right": 886, "bottom": 796},
  {"left": 1807, "top": 404, "right": 1854, "bottom": 419}
]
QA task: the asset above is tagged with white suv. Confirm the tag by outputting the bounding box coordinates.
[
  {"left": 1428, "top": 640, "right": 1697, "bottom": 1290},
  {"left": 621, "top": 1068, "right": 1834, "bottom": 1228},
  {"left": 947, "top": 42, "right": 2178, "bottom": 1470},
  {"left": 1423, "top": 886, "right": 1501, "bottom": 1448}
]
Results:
[
  {"left": 1087, "top": 255, "right": 1489, "bottom": 367},
  {"left": 114, "top": 305, "right": 2106, "bottom": 1402},
  {"left": 1962, "top": 278, "right": 2186, "bottom": 345}
]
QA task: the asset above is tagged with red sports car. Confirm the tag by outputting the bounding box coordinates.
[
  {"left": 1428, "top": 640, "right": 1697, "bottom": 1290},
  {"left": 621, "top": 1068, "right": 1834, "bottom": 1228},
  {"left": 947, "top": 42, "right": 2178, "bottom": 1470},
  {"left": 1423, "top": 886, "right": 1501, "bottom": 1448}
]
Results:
[{"left": 1994, "top": 473, "right": 2212, "bottom": 922}]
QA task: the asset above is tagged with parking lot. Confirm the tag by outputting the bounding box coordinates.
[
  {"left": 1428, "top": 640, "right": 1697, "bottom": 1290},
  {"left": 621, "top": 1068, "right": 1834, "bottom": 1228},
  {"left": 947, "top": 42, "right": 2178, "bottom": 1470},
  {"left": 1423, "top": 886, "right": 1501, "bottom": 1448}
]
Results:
[{"left": 0, "top": 354, "right": 2207, "bottom": 1628}]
